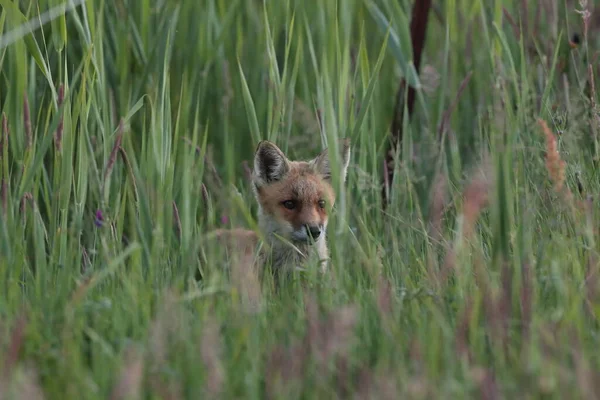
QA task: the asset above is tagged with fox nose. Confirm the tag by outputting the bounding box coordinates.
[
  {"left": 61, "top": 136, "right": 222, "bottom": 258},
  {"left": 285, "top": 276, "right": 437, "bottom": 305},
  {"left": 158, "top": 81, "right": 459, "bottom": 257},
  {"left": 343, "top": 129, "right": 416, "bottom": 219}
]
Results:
[{"left": 305, "top": 225, "right": 322, "bottom": 240}]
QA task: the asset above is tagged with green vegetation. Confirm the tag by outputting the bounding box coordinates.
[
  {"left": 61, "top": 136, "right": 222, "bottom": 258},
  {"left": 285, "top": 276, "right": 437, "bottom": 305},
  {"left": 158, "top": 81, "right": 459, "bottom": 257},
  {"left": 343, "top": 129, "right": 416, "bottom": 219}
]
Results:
[{"left": 0, "top": 0, "right": 599, "bottom": 398}]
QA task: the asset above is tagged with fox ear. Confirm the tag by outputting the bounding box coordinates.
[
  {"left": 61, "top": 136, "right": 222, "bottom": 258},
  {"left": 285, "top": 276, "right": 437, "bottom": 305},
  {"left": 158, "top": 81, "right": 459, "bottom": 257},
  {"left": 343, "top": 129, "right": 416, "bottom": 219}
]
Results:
[
  {"left": 312, "top": 138, "right": 351, "bottom": 183},
  {"left": 253, "top": 141, "right": 290, "bottom": 185}
]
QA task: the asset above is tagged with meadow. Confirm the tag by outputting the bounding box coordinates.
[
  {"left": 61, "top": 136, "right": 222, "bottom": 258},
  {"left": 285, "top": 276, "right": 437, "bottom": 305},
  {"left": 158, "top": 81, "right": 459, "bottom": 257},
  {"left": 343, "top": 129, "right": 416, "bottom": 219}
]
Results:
[{"left": 1, "top": 0, "right": 599, "bottom": 398}]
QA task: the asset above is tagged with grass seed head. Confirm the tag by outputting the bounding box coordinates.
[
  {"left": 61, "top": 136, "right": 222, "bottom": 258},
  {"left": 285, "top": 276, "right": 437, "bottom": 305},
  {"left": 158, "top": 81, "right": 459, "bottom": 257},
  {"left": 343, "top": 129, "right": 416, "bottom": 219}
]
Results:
[{"left": 538, "top": 118, "right": 567, "bottom": 194}]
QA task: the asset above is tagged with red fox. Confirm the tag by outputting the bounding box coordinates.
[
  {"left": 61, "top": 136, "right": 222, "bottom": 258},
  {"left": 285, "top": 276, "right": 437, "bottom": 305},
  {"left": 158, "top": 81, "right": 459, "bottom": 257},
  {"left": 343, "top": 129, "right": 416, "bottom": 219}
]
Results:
[{"left": 211, "top": 138, "right": 351, "bottom": 275}]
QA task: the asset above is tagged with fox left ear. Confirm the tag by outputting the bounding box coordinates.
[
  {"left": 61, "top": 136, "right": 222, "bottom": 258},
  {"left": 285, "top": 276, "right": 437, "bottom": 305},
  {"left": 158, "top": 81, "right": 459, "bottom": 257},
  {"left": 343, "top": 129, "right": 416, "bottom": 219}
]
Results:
[
  {"left": 312, "top": 138, "right": 351, "bottom": 183},
  {"left": 253, "top": 140, "right": 290, "bottom": 186}
]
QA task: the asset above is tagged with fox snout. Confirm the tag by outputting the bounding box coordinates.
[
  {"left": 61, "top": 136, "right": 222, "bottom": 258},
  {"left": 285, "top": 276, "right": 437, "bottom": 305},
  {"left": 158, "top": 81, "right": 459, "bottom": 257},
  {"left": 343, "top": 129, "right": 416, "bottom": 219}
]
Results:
[
  {"left": 291, "top": 224, "right": 323, "bottom": 244},
  {"left": 306, "top": 225, "right": 322, "bottom": 240}
]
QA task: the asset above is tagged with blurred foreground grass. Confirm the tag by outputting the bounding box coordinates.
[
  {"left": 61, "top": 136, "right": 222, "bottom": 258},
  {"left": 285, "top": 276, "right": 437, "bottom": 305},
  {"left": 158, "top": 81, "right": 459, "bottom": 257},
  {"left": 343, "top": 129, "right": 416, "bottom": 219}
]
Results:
[{"left": 1, "top": 0, "right": 600, "bottom": 398}]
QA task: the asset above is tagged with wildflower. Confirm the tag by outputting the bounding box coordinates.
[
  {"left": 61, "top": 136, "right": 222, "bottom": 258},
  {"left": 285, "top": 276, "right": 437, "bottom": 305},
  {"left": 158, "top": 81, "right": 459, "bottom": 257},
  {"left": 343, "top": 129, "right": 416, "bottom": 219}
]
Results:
[{"left": 94, "top": 209, "right": 104, "bottom": 228}]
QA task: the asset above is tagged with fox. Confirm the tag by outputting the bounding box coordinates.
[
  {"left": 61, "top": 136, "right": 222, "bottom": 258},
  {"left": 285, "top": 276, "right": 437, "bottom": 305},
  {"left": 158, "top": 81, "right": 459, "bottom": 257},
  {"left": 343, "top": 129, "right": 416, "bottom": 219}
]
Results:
[{"left": 210, "top": 138, "right": 351, "bottom": 276}]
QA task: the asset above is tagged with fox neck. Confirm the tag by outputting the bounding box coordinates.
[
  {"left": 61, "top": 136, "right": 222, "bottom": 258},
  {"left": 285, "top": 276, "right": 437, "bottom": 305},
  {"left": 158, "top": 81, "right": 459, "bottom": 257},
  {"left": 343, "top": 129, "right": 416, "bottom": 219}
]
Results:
[
  {"left": 267, "top": 236, "right": 329, "bottom": 272},
  {"left": 257, "top": 209, "right": 329, "bottom": 272}
]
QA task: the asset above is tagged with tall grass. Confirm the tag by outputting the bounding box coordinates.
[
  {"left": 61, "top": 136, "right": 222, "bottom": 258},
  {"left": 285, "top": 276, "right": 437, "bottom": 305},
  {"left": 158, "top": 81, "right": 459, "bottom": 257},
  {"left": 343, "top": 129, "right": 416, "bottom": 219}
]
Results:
[{"left": 0, "top": 0, "right": 599, "bottom": 398}]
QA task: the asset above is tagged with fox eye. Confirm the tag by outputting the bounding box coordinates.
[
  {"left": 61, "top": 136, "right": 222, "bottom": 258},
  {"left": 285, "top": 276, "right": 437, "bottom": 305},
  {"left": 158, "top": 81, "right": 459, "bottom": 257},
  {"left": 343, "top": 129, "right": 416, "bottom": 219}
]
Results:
[
  {"left": 282, "top": 200, "right": 296, "bottom": 210},
  {"left": 318, "top": 200, "right": 326, "bottom": 209}
]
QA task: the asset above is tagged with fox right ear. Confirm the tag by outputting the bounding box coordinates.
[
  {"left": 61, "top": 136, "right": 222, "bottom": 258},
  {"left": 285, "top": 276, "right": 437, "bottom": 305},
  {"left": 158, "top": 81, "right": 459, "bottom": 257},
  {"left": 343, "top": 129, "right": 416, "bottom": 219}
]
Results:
[
  {"left": 312, "top": 137, "right": 351, "bottom": 183},
  {"left": 253, "top": 141, "right": 290, "bottom": 185}
]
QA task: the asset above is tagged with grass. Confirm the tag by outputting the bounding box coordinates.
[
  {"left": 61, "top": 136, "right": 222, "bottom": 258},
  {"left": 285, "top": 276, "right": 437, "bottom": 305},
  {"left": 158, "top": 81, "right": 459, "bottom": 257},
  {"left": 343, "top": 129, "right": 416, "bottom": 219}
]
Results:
[{"left": 0, "top": 0, "right": 599, "bottom": 398}]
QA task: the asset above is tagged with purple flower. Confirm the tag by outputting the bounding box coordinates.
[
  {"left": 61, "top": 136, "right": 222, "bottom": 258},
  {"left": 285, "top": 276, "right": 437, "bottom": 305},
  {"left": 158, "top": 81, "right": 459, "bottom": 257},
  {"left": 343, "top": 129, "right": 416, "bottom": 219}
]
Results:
[
  {"left": 220, "top": 215, "right": 229, "bottom": 225},
  {"left": 94, "top": 209, "right": 104, "bottom": 228}
]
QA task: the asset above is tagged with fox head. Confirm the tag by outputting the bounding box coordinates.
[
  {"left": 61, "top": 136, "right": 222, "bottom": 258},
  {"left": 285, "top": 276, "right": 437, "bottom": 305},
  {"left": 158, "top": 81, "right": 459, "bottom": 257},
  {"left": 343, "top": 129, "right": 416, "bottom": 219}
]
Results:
[{"left": 252, "top": 138, "right": 351, "bottom": 246}]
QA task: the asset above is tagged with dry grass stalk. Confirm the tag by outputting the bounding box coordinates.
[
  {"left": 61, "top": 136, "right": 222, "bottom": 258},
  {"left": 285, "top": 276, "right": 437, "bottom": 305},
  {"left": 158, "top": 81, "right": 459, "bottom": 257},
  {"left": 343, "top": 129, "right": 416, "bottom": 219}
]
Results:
[
  {"left": 585, "top": 251, "right": 600, "bottom": 315},
  {"left": 470, "top": 366, "right": 500, "bottom": 400},
  {"left": 19, "top": 193, "right": 32, "bottom": 216},
  {"left": 0, "top": 178, "right": 6, "bottom": 217},
  {"left": 439, "top": 247, "right": 456, "bottom": 285},
  {"left": 439, "top": 159, "right": 491, "bottom": 284},
  {"left": 265, "top": 343, "right": 307, "bottom": 399},
  {"left": 0, "top": 315, "right": 28, "bottom": 400},
  {"left": 497, "top": 260, "right": 512, "bottom": 349},
  {"left": 0, "top": 114, "right": 7, "bottom": 216},
  {"left": 354, "top": 367, "right": 399, "bottom": 400},
  {"left": 520, "top": 0, "right": 529, "bottom": 38},
  {"left": 200, "top": 183, "right": 209, "bottom": 205},
  {"left": 81, "top": 246, "right": 91, "bottom": 274},
  {"left": 20, "top": 193, "right": 29, "bottom": 223},
  {"left": 266, "top": 299, "right": 359, "bottom": 398},
  {"left": 109, "top": 347, "right": 144, "bottom": 400},
  {"left": 200, "top": 318, "right": 224, "bottom": 398},
  {"left": 306, "top": 298, "right": 358, "bottom": 372},
  {"left": 462, "top": 161, "right": 492, "bottom": 239},
  {"left": 148, "top": 292, "right": 177, "bottom": 370},
  {"left": 54, "top": 84, "right": 65, "bottom": 151},
  {"left": 23, "top": 94, "right": 32, "bottom": 150},
  {"left": 4, "top": 365, "right": 46, "bottom": 400},
  {"left": 428, "top": 172, "right": 447, "bottom": 243},
  {"left": 577, "top": 0, "right": 592, "bottom": 39},
  {"left": 172, "top": 201, "right": 182, "bottom": 239},
  {"left": 376, "top": 276, "right": 393, "bottom": 322},
  {"left": 570, "top": 332, "right": 600, "bottom": 399},
  {"left": 148, "top": 379, "right": 183, "bottom": 400},
  {"left": 228, "top": 243, "right": 262, "bottom": 314},
  {"left": 147, "top": 292, "right": 184, "bottom": 400},
  {"left": 588, "top": 64, "right": 600, "bottom": 161},
  {"left": 3, "top": 314, "right": 27, "bottom": 380},
  {"left": 118, "top": 147, "right": 139, "bottom": 203},
  {"left": 104, "top": 119, "right": 125, "bottom": 184},
  {"left": 455, "top": 297, "right": 474, "bottom": 362},
  {"left": 472, "top": 253, "right": 510, "bottom": 349},
  {"left": 520, "top": 261, "right": 533, "bottom": 347},
  {"left": 1, "top": 112, "right": 9, "bottom": 155},
  {"left": 502, "top": 7, "right": 520, "bottom": 39}
]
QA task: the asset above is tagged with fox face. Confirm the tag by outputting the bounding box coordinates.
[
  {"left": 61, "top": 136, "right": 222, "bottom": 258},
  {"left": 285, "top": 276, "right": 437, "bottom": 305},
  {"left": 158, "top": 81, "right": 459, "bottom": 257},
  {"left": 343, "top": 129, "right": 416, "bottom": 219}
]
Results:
[{"left": 252, "top": 139, "right": 351, "bottom": 247}]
